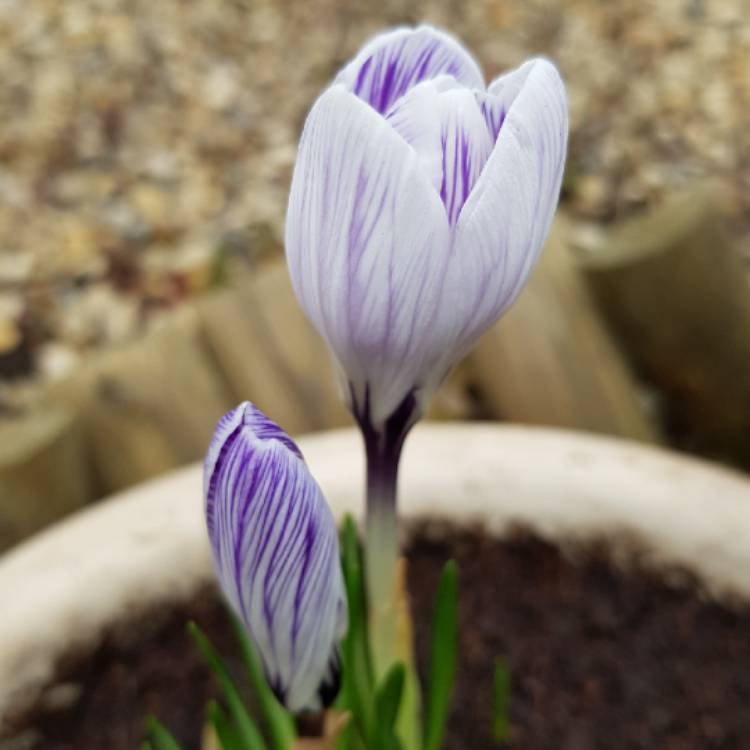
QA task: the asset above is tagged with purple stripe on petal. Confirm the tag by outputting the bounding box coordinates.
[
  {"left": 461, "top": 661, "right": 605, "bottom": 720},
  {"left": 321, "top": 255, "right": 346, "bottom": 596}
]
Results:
[
  {"left": 384, "top": 80, "right": 493, "bottom": 226},
  {"left": 480, "top": 59, "right": 537, "bottom": 141},
  {"left": 238, "top": 401, "right": 304, "bottom": 459},
  {"left": 475, "top": 91, "right": 507, "bottom": 141},
  {"left": 336, "top": 25, "right": 484, "bottom": 114},
  {"left": 203, "top": 402, "right": 347, "bottom": 713},
  {"left": 436, "top": 89, "right": 493, "bottom": 226}
]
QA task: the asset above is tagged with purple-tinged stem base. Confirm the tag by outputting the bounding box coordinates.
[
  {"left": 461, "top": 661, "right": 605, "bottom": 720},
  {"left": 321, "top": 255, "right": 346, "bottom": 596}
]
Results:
[{"left": 351, "top": 387, "right": 418, "bottom": 675}]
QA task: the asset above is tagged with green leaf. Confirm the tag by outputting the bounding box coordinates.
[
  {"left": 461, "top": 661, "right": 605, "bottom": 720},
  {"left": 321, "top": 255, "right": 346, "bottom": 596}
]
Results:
[
  {"left": 423, "top": 561, "right": 458, "bottom": 750},
  {"left": 335, "top": 718, "right": 357, "bottom": 750},
  {"left": 340, "top": 520, "right": 373, "bottom": 665},
  {"left": 376, "top": 661, "right": 406, "bottom": 730},
  {"left": 229, "top": 610, "right": 296, "bottom": 750},
  {"left": 187, "top": 621, "right": 267, "bottom": 750},
  {"left": 492, "top": 658, "right": 511, "bottom": 744},
  {"left": 373, "top": 661, "right": 406, "bottom": 750},
  {"left": 339, "top": 515, "right": 376, "bottom": 746},
  {"left": 145, "top": 716, "right": 184, "bottom": 750},
  {"left": 375, "top": 730, "right": 404, "bottom": 750},
  {"left": 208, "top": 700, "right": 245, "bottom": 750},
  {"left": 395, "top": 661, "right": 422, "bottom": 750}
]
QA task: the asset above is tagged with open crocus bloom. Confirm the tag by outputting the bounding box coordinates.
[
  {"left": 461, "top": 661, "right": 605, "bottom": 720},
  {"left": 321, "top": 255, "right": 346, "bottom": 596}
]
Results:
[
  {"left": 286, "top": 25, "right": 568, "bottom": 429},
  {"left": 204, "top": 402, "right": 347, "bottom": 712}
]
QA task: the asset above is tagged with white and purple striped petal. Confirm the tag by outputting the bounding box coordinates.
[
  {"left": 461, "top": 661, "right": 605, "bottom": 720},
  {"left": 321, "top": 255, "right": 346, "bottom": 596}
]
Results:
[
  {"left": 204, "top": 402, "right": 347, "bottom": 713},
  {"left": 444, "top": 59, "right": 568, "bottom": 359},
  {"left": 475, "top": 59, "right": 538, "bottom": 140},
  {"left": 435, "top": 88, "right": 494, "bottom": 226},
  {"left": 336, "top": 25, "right": 484, "bottom": 115},
  {"left": 385, "top": 80, "right": 493, "bottom": 224},
  {"left": 286, "top": 84, "right": 453, "bottom": 426}
]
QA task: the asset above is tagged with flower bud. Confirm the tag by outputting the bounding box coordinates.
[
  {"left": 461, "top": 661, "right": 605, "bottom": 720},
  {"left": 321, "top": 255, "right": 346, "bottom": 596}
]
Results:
[{"left": 204, "top": 402, "right": 347, "bottom": 712}]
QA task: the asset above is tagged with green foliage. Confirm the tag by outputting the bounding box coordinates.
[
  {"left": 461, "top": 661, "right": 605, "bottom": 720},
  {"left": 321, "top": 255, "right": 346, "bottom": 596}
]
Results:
[
  {"left": 144, "top": 717, "right": 184, "bottom": 750},
  {"left": 395, "top": 658, "right": 422, "bottom": 750},
  {"left": 145, "top": 619, "right": 287, "bottom": 750},
  {"left": 375, "top": 662, "right": 406, "bottom": 749},
  {"left": 145, "top": 515, "right": 477, "bottom": 750},
  {"left": 338, "top": 517, "right": 459, "bottom": 750},
  {"left": 208, "top": 700, "right": 245, "bottom": 750},
  {"left": 376, "top": 662, "right": 406, "bottom": 731},
  {"left": 492, "top": 659, "right": 511, "bottom": 745},
  {"left": 228, "top": 611, "right": 296, "bottom": 750},
  {"left": 423, "top": 561, "right": 458, "bottom": 750},
  {"left": 339, "top": 516, "right": 376, "bottom": 747},
  {"left": 188, "top": 621, "right": 268, "bottom": 750}
]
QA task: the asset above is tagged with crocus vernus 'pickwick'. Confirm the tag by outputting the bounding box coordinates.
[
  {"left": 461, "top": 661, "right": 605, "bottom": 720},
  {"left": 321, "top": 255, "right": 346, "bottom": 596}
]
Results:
[
  {"left": 286, "top": 24, "right": 568, "bottom": 669},
  {"left": 287, "top": 26, "right": 567, "bottom": 478},
  {"left": 204, "top": 402, "right": 348, "bottom": 713}
]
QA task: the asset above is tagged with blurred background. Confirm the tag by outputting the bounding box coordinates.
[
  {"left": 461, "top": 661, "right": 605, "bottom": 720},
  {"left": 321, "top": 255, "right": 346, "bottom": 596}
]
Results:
[{"left": 0, "top": 0, "right": 748, "bottom": 551}]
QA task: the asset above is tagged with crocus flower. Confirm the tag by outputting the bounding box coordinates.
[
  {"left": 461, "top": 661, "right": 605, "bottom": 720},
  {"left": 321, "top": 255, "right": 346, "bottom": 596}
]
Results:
[
  {"left": 285, "top": 24, "right": 567, "bottom": 675},
  {"left": 204, "top": 402, "right": 347, "bottom": 712},
  {"left": 286, "top": 25, "right": 568, "bottom": 433}
]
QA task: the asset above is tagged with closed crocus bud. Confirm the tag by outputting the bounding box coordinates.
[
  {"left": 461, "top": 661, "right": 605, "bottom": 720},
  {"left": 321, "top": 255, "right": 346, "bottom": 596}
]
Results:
[
  {"left": 286, "top": 24, "right": 568, "bottom": 432},
  {"left": 204, "top": 402, "right": 347, "bottom": 713}
]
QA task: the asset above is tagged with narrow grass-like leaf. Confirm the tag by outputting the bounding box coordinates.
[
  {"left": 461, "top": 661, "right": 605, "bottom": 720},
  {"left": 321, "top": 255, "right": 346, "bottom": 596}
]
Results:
[
  {"left": 140, "top": 742, "right": 154, "bottom": 750},
  {"left": 392, "top": 562, "right": 422, "bottom": 750},
  {"left": 396, "top": 664, "right": 422, "bottom": 750},
  {"left": 423, "top": 561, "right": 458, "bottom": 750},
  {"left": 339, "top": 515, "right": 375, "bottom": 746},
  {"left": 341, "top": 517, "right": 373, "bottom": 678},
  {"left": 187, "top": 621, "right": 267, "bottom": 750},
  {"left": 375, "top": 730, "right": 404, "bottom": 750},
  {"left": 376, "top": 661, "right": 406, "bottom": 730},
  {"left": 208, "top": 699, "right": 245, "bottom": 750},
  {"left": 375, "top": 661, "right": 407, "bottom": 750},
  {"left": 335, "top": 717, "right": 357, "bottom": 750},
  {"left": 492, "top": 659, "right": 511, "bottom": 744},
  {"left": 145, "top": 716, "right": 184, "bottom": 750},
  {"left": 229, "top": 610, "right": 296, "bottom": 749}
]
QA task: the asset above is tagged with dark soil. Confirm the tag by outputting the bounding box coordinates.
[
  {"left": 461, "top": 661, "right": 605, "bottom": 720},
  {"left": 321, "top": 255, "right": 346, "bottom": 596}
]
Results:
[{"left": 6, "top": 528, "right": 750, "bottom": 749}]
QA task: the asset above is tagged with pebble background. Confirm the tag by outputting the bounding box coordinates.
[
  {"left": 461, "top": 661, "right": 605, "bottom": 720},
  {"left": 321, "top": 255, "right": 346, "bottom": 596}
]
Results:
[{"left": 0, "top": 0, "right": 747, "bottom": 386}]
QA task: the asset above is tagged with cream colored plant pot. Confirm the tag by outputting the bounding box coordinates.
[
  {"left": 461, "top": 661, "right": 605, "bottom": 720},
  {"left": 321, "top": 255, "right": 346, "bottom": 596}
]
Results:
[{"left": 2, "top": 423, "right": 750, "bottom": 726}]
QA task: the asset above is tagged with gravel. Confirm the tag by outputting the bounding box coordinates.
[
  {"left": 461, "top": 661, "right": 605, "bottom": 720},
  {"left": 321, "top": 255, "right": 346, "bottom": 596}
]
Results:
[{"left": 0, "top": 0, "right": 747, "bottom": 387}]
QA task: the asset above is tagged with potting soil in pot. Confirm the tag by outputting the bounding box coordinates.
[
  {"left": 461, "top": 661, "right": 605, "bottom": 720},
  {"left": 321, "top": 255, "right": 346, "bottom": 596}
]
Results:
[{"left": 5, "top": 528, "right": 750, "bottom": 749}]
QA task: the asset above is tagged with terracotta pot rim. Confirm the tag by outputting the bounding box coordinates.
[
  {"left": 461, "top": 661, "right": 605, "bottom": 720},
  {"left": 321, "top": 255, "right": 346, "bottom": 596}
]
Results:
[{"left": 2, "top": 422, "right": 750, "bottom": 723}]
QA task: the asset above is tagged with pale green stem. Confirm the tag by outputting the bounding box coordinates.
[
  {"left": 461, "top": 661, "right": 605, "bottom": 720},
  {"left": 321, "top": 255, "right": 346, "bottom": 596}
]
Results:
[
  {"left": 361, "top": 426, "right": 422, "bottom": 750},
  {"left": 364, "top": 465, "right": 400, "bottom": 677},
  {"left": 351, "top": 388, "right": 417, "bottom": 678}
]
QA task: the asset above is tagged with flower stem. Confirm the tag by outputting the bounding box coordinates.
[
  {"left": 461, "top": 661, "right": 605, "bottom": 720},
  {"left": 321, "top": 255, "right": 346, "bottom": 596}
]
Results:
[
  {"left": 362, "top": 437, "right": 423, "bottom": 750},
  {"left": 354, "top": 389, "right": 417, "bottom": 678},
  {"left": 350, "top": 388, "right": 423, "bottom": 750},
  {"left": 364, "top": 437, "right": 401, "bottom": 676}
]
